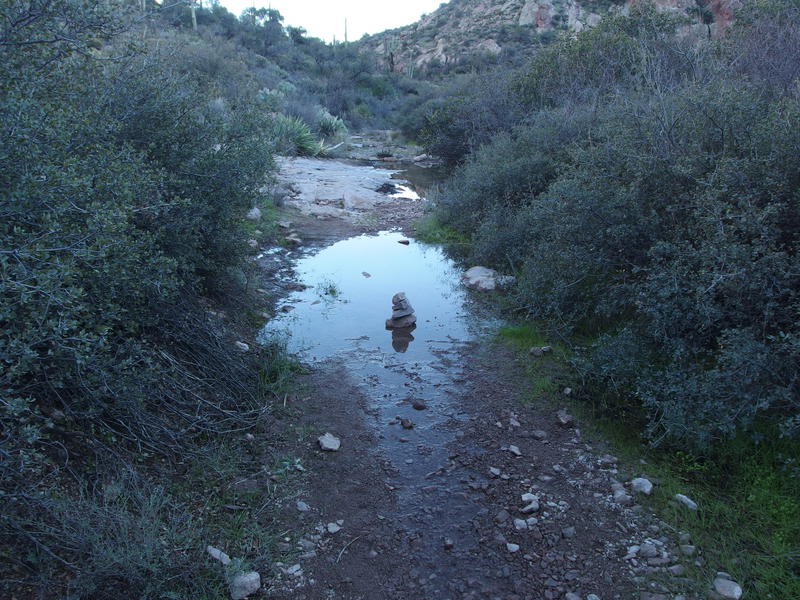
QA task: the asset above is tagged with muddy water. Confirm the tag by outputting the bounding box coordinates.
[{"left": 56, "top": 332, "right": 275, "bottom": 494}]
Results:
[{"left": 259, "top": 169, "right": 500, "bottom": 585}]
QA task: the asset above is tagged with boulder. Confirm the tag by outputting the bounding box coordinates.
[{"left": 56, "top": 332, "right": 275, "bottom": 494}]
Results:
[
  {"left": 461, "top": 266, "right": 498, "bottom": 291},
  {"left": 461, "top": 266, "right": 515, "bottom": 291}
]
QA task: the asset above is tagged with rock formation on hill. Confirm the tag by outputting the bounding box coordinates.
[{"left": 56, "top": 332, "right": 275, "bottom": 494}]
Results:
[{"left": 361, "top": 0, "right": 741, "bottom": 73}]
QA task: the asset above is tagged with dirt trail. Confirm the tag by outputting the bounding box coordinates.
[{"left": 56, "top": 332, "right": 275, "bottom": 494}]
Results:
[{"left": 257, "top": 154, "right": 695, "bottom": 600}]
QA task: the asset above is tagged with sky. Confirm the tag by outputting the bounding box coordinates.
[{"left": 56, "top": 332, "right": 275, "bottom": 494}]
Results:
[{"left": 219, "top": 0, "right": 449, "bottom": 42}]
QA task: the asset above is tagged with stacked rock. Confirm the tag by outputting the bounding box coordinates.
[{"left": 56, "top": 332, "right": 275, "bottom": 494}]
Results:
[{"left": 385, "top": 292, "right": 417, "bottom": 329}]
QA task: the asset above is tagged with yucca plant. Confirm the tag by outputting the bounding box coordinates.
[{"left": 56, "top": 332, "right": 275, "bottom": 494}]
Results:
[{"left": 270, "top": 114, "right": 321, "bottom": 156}]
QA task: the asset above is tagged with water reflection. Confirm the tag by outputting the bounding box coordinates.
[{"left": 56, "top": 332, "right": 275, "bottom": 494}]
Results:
[
  {"left": 390, "top": 325, "right": 416, "bottom": 353},
  {"left": 259, "top": 231, "right": 470, "bottom": 362}
]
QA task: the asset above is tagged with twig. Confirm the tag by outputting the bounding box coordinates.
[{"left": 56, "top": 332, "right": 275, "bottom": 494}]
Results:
[{"left": 336, "top": 535, "right": 363, "bottom": 563}]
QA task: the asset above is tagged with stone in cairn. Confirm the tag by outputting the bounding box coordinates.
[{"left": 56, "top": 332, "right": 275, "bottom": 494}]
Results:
[{"left": 385, "top": 292, "right": 417, "bottom": 329}]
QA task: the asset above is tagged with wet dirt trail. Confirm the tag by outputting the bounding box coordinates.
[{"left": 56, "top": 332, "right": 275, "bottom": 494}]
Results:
[{"left": 256, "top": 156, "right": 695, "bottom": 600}]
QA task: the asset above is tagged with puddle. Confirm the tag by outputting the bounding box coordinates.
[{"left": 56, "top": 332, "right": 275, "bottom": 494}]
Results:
[
  {"left": 260, "top": 156, "right": 501, "bottom": 575},
  {"left": 259, "top": 230, "right": 497, "bottom": 550}
]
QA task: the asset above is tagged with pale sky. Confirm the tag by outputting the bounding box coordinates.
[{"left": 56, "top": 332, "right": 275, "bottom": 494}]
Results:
[{"left": 219, "top": 0, "right": 449, "bottom": 42}]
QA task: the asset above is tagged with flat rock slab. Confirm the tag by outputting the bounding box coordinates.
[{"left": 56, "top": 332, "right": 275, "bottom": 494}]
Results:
[{"left": 277, "top": 157, "right": 398, "bottom": 221}]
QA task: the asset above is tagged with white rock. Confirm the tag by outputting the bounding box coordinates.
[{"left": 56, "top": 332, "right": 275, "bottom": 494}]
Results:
[
  {"left": 229, "top": 571, "right": 261, "bottom": 600},
  {"left": 246, "top": 207, "right": 262, "bottom": 221},
  {"left": 326, "top": 522, "right": 341, "bottom": 534},
  {"left": 506, "top": 543, "right": 520, "bottom": 553},
  {"left": 713, "top": 577, "right": 743, "bottom": 599},
  {"left": 461, "top": 266, "right": 497, "bottom": 291},
  {"left": 631, "top": 477, "right": 654, "bottom": 495},
  {"left": 318, "top": 432, "right": 341, "bottom": 451},
  {"left": 296, "top": 501, "right": 310, "bottom": 512},
  {"left": 234, "top": 341, "right": 250, "bottom": 352},
  {"left": 509, "top": 417, "right": 521, "bottom": 427},
  {"left": 675, "top": 493, "right": 698, "bottom": 510},
  {"left": 489, "top": 467, "right": 501, "bottom": 478},
  {"left": 206, "top": 545, "right": 231, "bottom": 566},
  {"left": 509, "top": 445, "right": 522, "bottom": 457}
]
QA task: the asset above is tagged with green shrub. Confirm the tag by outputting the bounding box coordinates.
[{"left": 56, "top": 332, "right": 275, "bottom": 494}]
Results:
[
  {"left": 431, "top": 1, "right": 800, "bottom": 449},
  {"left": 270, "top": 114, "right": 322, "bottom": 156}
]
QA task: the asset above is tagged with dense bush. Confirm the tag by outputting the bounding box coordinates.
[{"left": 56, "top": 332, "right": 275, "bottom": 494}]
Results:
[
  {"left": 1, "top": 2, "right": 281, "bottom": 596},
  {"left": 429, "top": 2, "right": 800, "bottom": 449}
]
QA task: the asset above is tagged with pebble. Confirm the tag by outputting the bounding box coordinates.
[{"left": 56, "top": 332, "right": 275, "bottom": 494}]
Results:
[
  {"left": 296, "top": 501, "right": 310, "bottom": 512},
  {"left": 532, "top": 430, "right": 548, "bottom": 440},
  {"left": 506, "top": 543, "right": 520, "bottom": 553},
  {"left": 489, "top": 467, "right": 501, "bottom": 478},
  {"left": 206, "top": 545, "right": 231, "bottom": 566},
  {"left": 327, "top": 522, "right": 342, "bottom": 534},
  {"left": 556, "top": 409, "right": 575, "bottom": 427},
  {"left": 631, "top": 477, "right": 654, "bottom": 495},
  {"left": 318, "top": 432, "right": 341, "bottom": 451},
  {"left": 509, "top": 445, "right": 522, "bottom": 456},
  {"left": 713, "top": 577, "right": 743, "bottom": 599},
  {"left": 514, "top": 518, "right": 528, "bottom": 531},
  {"left": 509, "top": 417, "right": 521, "bottom": 427},
  {"left": 613, "top": 488, "right": 634, "bottom": 506},
  {"left": 234, "top": 341, "right": 250, "bottom": 352},
  {"left": 639, "top": 542, "right": 658, "bottom": 558},
  {"left": 675, "top": 493, "right": 698, "bottom": 510}
]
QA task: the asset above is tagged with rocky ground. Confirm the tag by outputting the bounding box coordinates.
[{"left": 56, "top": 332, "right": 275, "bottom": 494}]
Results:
[{"left": 231, "top": 153, "right": 736, "bottom": 600}]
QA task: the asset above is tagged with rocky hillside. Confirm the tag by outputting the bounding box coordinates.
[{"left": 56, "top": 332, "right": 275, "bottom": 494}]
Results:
[{"left": 362, "top": 0, "right": 741, "bottom": 73}]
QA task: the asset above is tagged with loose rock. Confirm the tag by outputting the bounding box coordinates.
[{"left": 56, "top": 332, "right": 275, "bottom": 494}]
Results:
[
  {"left": 713, "top": 577, "right": 743, "bottom": 599},
  {"left": 234, "top": 341, "right": 250, "bottom": 352},
  {"left": 506, "top": 543, "right": 520, "bottom": 553},
  {"left": 675, "top": 493, "right": 698, "bottom": 510},
  {"left": 206, "top": 545, "right": 231, "bottom": 566},
  {"left": 631, "top": 478, "right": 654, "bottom": 495},
  {"left": 318, "top": 433, "right": 341, "bottom": 451},
  {"left": 246, "top": 207, "right": 261, "bottom": 221},
  {"left": 229, "top": 571, "right": 261, "bottom": 600},
  {"left": 556, "top": 409, "right": 575, "bottom": 427}
]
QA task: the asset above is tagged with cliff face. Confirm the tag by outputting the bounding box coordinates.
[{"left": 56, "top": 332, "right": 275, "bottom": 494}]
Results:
[{"left": 363, "top": 0, "right": 741, "bottom": 73}]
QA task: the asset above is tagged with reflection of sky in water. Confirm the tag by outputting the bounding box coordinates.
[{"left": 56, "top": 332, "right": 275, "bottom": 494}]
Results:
[{"left": 259, "top": 231, "right": 471, "bottom": 363}]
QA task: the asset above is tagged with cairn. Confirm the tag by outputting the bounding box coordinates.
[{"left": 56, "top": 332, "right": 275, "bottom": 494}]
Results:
[{"left": 385, "top": 292, "right": 417, "bottom": 330}]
